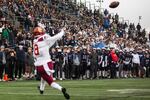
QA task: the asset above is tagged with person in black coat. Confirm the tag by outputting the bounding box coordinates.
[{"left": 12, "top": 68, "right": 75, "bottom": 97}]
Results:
[
  {"left": 144, "top": 53, "right": 150, "bottom": 77},
  {"left": 55, "top": 47, "right": 64, "bottom": 80},
  {"left": 123, "top": 51, "right": 132, "bottom": 78},
  {"left": 7, "top": 50, "right": 16, "bottom": 80},
  {"left": 67, "top": 48, "right": 73, "bottom": 79},
  {"left": 15, "top": 45, "right": 26, "bottom": 79},
  {"left": 63, "top": 48, "right": 70, "bottom": 79},
  {"left": 50, "top": 48, "right": 57, "bottom": 78},
  {"left": 80, "top": 48, "right": 89, "bottom": 79}
]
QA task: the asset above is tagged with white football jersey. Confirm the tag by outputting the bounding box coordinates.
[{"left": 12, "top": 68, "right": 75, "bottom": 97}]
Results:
[{"left": 33, "top": 29, "right": 64, "bottom": 66}]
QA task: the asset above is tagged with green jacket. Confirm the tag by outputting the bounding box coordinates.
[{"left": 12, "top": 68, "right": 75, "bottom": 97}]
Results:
[{"left": 2, "top": 28, "right": 10, "bottom": 40}]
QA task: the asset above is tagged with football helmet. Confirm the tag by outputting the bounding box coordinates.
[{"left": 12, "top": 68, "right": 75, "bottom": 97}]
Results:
[{"left": 33, "top": 27, "right": 45, "bottom": 37}]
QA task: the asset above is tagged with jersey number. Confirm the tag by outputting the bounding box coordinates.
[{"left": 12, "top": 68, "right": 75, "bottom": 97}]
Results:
[{"left": 34, "top": 44, "right": 39, "bottom": 56}]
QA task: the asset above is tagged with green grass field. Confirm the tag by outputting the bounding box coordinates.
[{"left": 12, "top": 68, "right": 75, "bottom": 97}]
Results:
[{"left": 0, "top": 79, "right": 150, "bottom": 100}]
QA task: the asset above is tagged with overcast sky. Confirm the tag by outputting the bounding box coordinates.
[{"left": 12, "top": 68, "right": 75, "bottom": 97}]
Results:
[{"left": 77, "top": 0, "right": 150, "bottom": 32}]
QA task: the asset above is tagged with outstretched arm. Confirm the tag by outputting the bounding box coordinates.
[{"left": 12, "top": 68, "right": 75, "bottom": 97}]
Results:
[
  {"left": 49, "top": 29, "right": 65, "bottom": 42},
  {"left": 45, "top": 29, "right": 65, "bottom": 47}
]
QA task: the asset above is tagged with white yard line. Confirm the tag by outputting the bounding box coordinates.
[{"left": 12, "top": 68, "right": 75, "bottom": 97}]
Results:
[{"left": 107, "top": 89, "right": 150, "bottom": 94}]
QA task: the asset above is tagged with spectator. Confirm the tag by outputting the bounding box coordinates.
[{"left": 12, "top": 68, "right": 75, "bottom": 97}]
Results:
[
  {"left": 7, "top": 49, "right": 16, "bottom": 81},
  {"left": 136, "top": 23, "right": 141, "bottom": 32},
  {"left": 15, "top": 45, "right": 26, "bottom": 79},
  {"left": 2, "top": 24, "right": 10, "bottom": 45},
  {"left": 25, "top": 47, "right": 34, "bottom": 79},
  {"left": 109, "top": 49, "right": 119, "bottom": 78},
  {"left": 66, "top": 47, "right": 73, "bottom": 79},
  {"left": 80, "top": 48, "right": 89, "bottom": 79},
  {"left": 144, "top": 53, "right": 150, "bottom": 77},
  {"left": 115, "top": 13, "right": 119, "bottom": 22},
  {"left": 0, "top": 45, "right": 6, "bottom": 81},
  {"left": 89, "top": 48, "right": 98, "bottom": 79},
  {"left": 123, "top": 51, "right": 132, "bottom": 78},
  {"left": 132, "top": 50, "right": 140, "bottom": 77},
  {"left": 55, "top": 47, "right": 64, "bottom": 80},
  {"left": 0, "top": 22, "right": 5, "bottom": 45},
  {"left": 72, "top": 48, "right": 80, "bottom": 79}
]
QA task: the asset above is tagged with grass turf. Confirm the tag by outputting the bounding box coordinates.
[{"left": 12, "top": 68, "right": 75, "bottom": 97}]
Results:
[{"left": 0, "top": 79, "right": 150, "bottom": 100}]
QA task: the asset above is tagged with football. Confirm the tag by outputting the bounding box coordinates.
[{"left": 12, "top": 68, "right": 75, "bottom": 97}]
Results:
[{"left": 109, "top": 1, "right": 120, "bottom": 8}]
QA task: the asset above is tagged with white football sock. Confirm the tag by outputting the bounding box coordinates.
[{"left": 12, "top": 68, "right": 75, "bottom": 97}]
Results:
[
  {"left": 51, "top": 82, "right": 62, "bottom": 91},
  {"left": 40, "top": 78, "right": 46, "bottom": 91}
]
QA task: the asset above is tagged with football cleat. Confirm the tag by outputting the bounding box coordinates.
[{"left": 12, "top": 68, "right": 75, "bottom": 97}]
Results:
[
  {"left": 37, "top": 86, "right": 44, "bottom": 94},
  {"left": 62, "top": 88, "right": 70, "bottom": 100}
]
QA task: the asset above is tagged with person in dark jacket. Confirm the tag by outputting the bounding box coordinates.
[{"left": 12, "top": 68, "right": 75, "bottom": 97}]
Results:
[
  {"left": 7, "top": 50, "right": 16, "bottom": 80},
  {"left": 80, "top": 48, "right": 89, "bottom": 79},
  {"left": 138, "top": 49, "right": 145, "bottom": 78},
  {"left": 118, "top": 50, "right": 124, "bottom": 78},
  {"left": 123, "top": 51, "right": 132, "bottom": 78},
  {"left": 15, "top": 45, "right": 26, "bottom": 79},
  {"left": 89, "top": 48, "right": 98, "bottom": 79},
  {"left": 101, "top": 49, "right": 109, "bottom": 78},
  {"left": 63, "top": 48, "right": 70, "bottom": 79},
  {"left": 67, "top": 48, "right": 73, "bottom": 79},
  {"left": 50, "top": 48, "right": 57, "bottom": 79},
  {"left": 55, "top": 47, "right": 64, "bottom": 80},
  {"left": 144, "top": 53, "right": 150, "bottom": 77},
  {"left": 97, "top": 49, "right": 102, "bottom": 78},
  {"left": 0, "top": 45, "right": 6, "bottom": 81}
]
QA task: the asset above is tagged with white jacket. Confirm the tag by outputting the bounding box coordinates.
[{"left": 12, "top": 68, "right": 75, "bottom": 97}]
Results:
[{"left": 132, "top": 53, "right": 140, "bottom": 64}]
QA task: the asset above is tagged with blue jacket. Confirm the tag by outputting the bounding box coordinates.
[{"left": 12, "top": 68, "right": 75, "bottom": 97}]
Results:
[{"left": 16, "top": 48, "right": 25, "bottom": 62}]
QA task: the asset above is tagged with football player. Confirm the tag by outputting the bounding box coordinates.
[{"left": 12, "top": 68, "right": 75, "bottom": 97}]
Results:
[{"left": 33, "top": 26, "right": 70, "bottom": 99}]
